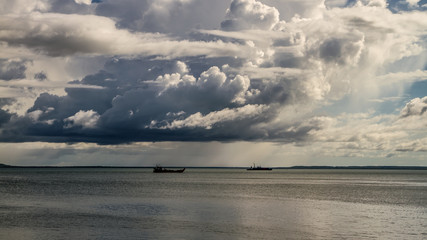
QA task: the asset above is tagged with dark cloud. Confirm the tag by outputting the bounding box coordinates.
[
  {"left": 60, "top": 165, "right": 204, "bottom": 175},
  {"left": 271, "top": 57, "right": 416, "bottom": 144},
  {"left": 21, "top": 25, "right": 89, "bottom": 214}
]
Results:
[
  {"left": 0, "top": 59, "right": 27, "bottom": 80},
  {"left": 0, "top": 98, "right": 15, "bottom": 107},
  {"left": 0, "top": 98, "right": 16, "bottom": 131},
  {"left": 0, "top": 109, "right": 12, "bottom": 127},
  {"left": 0, "top": 54, "right": 313, "bottom": 144},
  {"left": 273, "top": 52, "right": 304, "bottom": 68},
  {"left": 34, "top": 72, "right": 47, "bottom": 81},
  {"left": 94, "top": 62, "right": 280, "bottom": 142},
  {"left": 307, "top": 34, "right": 365, "bottom": 66},
  {"left": 95, "top": 0, "right": 150, "bottom": 30},
  {"left": 48, "top": 0, "right": 95, "bottom": 14},
  {"left": 319, "top": 39, "right": 344, "bottom": 63}
]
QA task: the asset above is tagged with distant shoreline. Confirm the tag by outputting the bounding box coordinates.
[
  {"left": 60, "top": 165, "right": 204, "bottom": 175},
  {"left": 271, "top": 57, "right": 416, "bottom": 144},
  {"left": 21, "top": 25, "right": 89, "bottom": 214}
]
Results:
[{"left": 1, "top": 163, "right": 426, "bottom": 170}]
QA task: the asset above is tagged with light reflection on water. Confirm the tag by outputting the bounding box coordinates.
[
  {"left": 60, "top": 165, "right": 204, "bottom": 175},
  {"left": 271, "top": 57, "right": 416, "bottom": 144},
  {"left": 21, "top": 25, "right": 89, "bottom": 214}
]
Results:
[{"left": 0, "top": 168, "right": 426, "bottom": 239}]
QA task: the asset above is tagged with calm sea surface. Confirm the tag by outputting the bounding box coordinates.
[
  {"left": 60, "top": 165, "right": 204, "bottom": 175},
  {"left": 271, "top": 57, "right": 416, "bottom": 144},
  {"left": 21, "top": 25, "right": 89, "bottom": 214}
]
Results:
[{"left": 0, "top": 168, "right": 426, "bottom": 240}]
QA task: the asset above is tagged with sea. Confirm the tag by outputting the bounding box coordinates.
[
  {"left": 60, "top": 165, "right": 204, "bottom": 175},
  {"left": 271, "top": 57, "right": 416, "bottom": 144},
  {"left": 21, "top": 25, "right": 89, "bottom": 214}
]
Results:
[{"left": 0, "top": 168, "right": 426, "bottom": 240}]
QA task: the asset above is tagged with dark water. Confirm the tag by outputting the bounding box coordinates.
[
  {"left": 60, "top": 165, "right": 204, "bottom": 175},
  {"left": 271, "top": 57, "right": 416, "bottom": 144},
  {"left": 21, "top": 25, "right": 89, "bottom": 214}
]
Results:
[{"left": 0, "top": 168, "right": 426, "bottom": 239}]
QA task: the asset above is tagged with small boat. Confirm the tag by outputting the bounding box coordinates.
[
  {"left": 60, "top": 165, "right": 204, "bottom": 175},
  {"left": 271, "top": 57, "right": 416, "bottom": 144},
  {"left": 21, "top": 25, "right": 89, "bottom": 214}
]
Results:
[
  {"left": 247, "top": 163, "right": 272, "bottom": 171},
  {"left": 153, "top": 165, "right": 185, "bottom": 173}
]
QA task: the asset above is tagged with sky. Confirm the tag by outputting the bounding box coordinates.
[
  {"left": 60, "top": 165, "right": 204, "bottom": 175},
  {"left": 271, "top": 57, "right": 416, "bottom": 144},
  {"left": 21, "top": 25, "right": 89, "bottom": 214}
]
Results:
[{"left": 0, "top": 0, "right": 426, "bottom": 167}]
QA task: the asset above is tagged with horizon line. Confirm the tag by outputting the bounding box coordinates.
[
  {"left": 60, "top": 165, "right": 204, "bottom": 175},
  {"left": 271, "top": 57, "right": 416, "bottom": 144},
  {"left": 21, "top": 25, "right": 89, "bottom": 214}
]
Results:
[{"left": 1, "top": 163, "right": 426, "bottom": 170}]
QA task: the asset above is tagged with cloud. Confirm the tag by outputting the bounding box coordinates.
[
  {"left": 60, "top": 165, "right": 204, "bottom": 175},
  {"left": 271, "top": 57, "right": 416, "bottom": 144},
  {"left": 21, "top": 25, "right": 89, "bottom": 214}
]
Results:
[
  {"left": 0, "top": 0, "right": 426, "bottom": 153},
  {"left": 395, "top": 138, "right": 427, "bottom": 152},
  {"left": 221, "top": 0, "right": 281, "bottom": 31},
  {"left": 92, "top": 64, "right": 277, "bottom": 142},
  {"left": 64, "top": 110, "right": 100, "bottom": 129},
  {"left": 0, "top": 107, "right": 12, "bottom": 127},
  {"left": 400, "top": 96, "right": 427, "bottom": 117},
  {"left": 0, "top": 0, "right": 50, "bottom": 14},
  {"left": 376, "top": 70, "right": 427, "bottom": 86},
  {"left": 94, "top": 0, "right": 231, "bottom": 36},
  {"left": 140, "top": 0, "right": 196, "bottom": 33},
  {"left": 152, "top": 104, "right": 269, "bottom": 130},
  {"left": 405, "top": 0, "right": 422, "bottom": 8},
  {"left": 301, "top": 96, "right": 427, "bottom": 156},
  {"left": 0, "top": 59, "right": 27, "bottom": 80},
  {"left": 0, "top": 12, "right": 249, "bottom": 58},
  {"left": 74, "top": 0, "right": 92, "bottom": 5},
  {"left": 34, "top": 71, "right": 47, "bottom": 81},
  {"left": 317, "top": 36, "right": 364, "bottom": 65},
  {"left": 365, "top": 0, "right": 388, "bottom": 8}
]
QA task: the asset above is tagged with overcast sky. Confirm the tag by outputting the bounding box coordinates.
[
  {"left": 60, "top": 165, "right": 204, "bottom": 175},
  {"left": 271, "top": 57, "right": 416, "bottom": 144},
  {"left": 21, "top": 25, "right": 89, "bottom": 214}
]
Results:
[{"left": 0, "top": 0, "right": 426, "bottom": 167}]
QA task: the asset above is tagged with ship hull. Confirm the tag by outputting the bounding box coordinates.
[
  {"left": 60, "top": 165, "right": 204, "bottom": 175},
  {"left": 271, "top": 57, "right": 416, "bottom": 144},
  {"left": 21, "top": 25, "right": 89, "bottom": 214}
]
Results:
[
  {"left": 153, "top": 168, "right": 185, "bottom": 173},
  {"left": 247, "top": 168, "right": 272, "bottom": 171}
]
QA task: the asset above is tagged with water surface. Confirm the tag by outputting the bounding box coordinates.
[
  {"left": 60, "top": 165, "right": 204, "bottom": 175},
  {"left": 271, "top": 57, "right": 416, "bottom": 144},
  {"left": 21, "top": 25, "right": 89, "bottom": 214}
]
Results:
[{"left": 0, "top": 168, "right": 426, "bottom": 239}]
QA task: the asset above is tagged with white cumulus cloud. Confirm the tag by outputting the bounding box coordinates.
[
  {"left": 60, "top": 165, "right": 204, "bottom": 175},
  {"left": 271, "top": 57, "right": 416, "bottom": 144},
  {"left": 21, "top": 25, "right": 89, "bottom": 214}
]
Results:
[
  {"left": 221, "top": 0, "right": 281, "bottom": 31},
  {"left": 400, "top": 97, "right": 427, "bottom": 117},
  {"left": 64, "top": 110, "right": 100, "bottom": 129},
  {"left": 74, "top": 0, "right": 91, "bottom": 5},
  {"left": 159, "top": 104, "right": 269, "bottom": 130}
]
